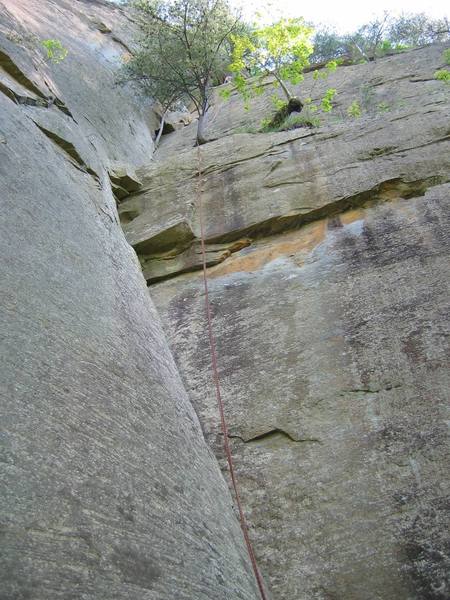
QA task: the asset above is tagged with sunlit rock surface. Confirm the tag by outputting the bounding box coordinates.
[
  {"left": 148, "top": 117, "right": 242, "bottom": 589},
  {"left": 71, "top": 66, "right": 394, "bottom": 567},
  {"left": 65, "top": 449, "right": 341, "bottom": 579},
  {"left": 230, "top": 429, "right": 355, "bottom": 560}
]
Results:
[{"left": 126, "top": 44, "right": 450, "bottom": 599}]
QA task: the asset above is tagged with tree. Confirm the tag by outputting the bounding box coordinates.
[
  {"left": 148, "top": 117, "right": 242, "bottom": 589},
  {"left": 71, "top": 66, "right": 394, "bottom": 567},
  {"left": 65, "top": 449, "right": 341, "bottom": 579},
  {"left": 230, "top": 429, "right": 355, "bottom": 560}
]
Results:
[
  {"left": 347, "top": 12, "right": 391, "bottom": 62},
  {"left": 122, "top": 0, "right": 242, "bottom": 145},
  {"left": 311, "top": 13, "right": 450, "bottom": 64},
  {"left": 41, "top": 39, "right": 68, "bottom": 63},
  {"left": 226, "top": 18, "right": 338, "bottom": 130},
  {"left": 388, "top": 13, "right": 449, "bottom": 47},
  {"left": 309, "top": 27, "right": 348, "bottom": 64},
  {"left": 228, "top": 17, "right": 314, "bottom": 111}
]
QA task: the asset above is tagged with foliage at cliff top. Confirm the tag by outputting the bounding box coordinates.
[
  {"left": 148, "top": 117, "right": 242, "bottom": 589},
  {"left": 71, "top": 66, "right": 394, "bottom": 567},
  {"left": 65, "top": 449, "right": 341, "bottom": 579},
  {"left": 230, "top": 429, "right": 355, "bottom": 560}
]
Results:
[
  {"left": 228, "top": 18, "right": 314, "bottom": 102},
  {"left": 122, "top": 3, "right": 449, "bottom": 144},
  {"left": 121, "top": 0, "right": 242, "bottom": 144},
  {"left": 311, "top": 12, "right": 450, "bottom": 63},
  {"left": 224, "top": 18, "right": 339, "bottom": 132}
]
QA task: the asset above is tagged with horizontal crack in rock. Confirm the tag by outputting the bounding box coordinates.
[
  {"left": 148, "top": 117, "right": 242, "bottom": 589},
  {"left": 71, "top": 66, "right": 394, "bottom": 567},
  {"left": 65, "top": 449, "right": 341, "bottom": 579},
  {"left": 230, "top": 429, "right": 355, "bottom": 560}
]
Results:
[
  {"left": 0, "top": 50, "right": 74, "bottom": 119},
  {"left": 206, "top": 176, "right": 448, "bottom": 245},
  {"left": 141, "top": 238, "right": 252, "bottom": 284},
  {"left": 358, "top": 134, "right": 450, "bottom": 159},
  {"left": 228, "top": 429, "right": 322, "bottom": 444},
  {"left": 341, "top": 383, "right": 402, "bottom": 394},
  {"left": 197, "top": 148, "right": 287, "bottom": 177},
  {"left": 141, "top": 175, "right": 448, "bottom": 285}
]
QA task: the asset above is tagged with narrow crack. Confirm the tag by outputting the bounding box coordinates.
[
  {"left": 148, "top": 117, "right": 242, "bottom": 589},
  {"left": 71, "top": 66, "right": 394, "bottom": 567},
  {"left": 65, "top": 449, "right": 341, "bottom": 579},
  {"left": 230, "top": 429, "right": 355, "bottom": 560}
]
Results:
[
  {"left": 263, "top": 163, "right": 360, "bottom": 187},
  {"left": 228, "top": 429, "right": 322, "bottom": 444},
  {"left": 0, "top": 49, "right": 46, "bottom": 98},
  {"left": 110, "top": 35, "right": 133, "bottom": 55},
  {"left": 197, "top": 147, "right": 287, "bottom": 177},
  {"left": 409, "top": 77, "right": 436, "bottom": 83},
  {"left": 369, "top": 73, "right": 416, "bottom": 87},
  {"left": 33, "top": 122, "right": 100, "bottom": 182},
  {"left": 341, "top": 383, "right": 402, "bottom": 394},
  {"left": 357, "top": 136, "right": 450, "bottom": 161},
  {"left": 0, "top": 50, "right": 75, "bottom": 120}
]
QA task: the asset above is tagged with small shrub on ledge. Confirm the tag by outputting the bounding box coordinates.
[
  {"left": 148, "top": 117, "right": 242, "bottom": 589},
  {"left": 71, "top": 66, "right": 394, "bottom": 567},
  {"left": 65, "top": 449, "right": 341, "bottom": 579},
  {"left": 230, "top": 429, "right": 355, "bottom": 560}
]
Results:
[{"left": 260, "top": 111, "right": 321, "bottom": 133}]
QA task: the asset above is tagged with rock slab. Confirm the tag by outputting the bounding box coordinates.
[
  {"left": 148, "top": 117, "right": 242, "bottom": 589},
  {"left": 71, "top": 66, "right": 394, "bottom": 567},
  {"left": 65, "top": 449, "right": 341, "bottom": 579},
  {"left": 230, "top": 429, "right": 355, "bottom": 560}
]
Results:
[
  {"left": 0, "top": 2, "right": 261, "bottom": 599},
  {"left": 135, "top": 44, "right": 450, "bottom": 600}
]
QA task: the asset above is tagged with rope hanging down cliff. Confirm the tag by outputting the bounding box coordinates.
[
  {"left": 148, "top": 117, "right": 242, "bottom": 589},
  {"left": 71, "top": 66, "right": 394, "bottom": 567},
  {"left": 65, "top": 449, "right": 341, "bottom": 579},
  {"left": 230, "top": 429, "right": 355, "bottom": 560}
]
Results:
[{"left": 196, "top": 145, "right": 269, "bottom": 600}]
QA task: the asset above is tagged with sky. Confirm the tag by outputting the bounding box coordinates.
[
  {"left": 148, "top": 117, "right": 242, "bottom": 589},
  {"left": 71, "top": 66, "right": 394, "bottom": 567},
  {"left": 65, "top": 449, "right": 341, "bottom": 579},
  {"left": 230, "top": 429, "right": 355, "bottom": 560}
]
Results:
[
  {"left": 110, "top": 0, "right": 450, "bottom": 34},
  {"left": 236, "top": 0, "right": 450, "bottom": 33}
]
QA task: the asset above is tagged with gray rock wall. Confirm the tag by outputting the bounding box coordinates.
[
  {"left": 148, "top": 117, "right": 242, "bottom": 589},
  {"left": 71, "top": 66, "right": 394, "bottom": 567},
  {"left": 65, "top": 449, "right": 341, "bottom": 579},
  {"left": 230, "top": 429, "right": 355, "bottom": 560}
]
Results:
[
  {"left": 0, "top": 2, "right": 260, "bottom": 598},
  {"left": 126, "top": 45, "right": 450, "bottom": 599},
  {"left": 0, "top": 0, "right": 154, "bottom": 169},
  {"left": 151, "top": 187, "right": 450, "bottom": 600}
]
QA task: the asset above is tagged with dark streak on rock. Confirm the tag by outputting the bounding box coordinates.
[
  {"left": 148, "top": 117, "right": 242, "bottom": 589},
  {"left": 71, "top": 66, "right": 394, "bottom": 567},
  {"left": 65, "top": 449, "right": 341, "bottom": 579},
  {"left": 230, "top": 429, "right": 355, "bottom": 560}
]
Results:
[
  {"left": 341, "top": 383, "right": 402, "bottom": 394},
  {"left": 111, "top": 546, "right": 162, "bottom": 590}
]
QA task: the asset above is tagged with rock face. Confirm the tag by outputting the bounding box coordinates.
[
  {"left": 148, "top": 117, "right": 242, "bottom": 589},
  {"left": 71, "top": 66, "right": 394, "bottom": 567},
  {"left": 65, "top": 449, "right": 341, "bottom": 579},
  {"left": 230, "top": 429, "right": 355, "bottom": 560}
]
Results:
[
  {"left": 2, "top": 2, "right": 449, "bottom": 597},
  {"left": 123, "top": 45, "right": 450, "bottom": 599},
  {"left": 0, "top": 2, "right": 260, "bottom": 599}
]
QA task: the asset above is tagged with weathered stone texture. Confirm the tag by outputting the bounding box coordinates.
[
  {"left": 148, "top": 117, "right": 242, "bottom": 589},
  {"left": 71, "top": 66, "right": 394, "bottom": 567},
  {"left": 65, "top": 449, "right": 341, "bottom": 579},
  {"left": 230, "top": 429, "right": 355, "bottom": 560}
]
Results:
[
  {"left": 0, "top": 2, "right": 261, "bottom": 599},
  {"left": 129, "top": 45, "right": 450, "bottom": 599},
  {"left": 121, "top": 45, "right": 449, "bottom": 283},
  {"left": 0, "top": 0, "right": 154, "bottom": 170},
  {"left": 2, "top": 3, "right": 449, "bottom": 597},
  {"left": 151, "top": 188, "right": 450, "bottom": 599}
]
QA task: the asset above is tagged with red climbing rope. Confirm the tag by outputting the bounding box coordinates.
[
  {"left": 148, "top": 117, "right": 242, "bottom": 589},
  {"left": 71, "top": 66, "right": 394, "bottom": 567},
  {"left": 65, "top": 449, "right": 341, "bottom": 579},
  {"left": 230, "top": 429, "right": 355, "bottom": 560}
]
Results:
[{"left": 196, "top": 145, "right": 269, "bottom": 600}]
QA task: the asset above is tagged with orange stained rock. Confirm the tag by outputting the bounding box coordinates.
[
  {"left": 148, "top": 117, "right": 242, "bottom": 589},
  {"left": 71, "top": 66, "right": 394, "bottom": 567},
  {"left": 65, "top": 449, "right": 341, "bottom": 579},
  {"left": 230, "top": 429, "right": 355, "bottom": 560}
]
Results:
[
  {"left": 209, "top": 219, "right": 327, "bottom": 278},
  {"left": 340, "top": 207, "right": 366, "bottom": 225}
]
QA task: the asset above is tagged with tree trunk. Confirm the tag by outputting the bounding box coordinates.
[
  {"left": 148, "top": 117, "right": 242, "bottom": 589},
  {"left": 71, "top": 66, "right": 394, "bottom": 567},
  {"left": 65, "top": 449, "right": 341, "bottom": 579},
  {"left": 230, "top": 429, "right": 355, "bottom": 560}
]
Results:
[
  {"left": 154, "top": 110, "right": 166, "bottom": 150},
  {"left": 272, "top": 72, "right": 293, "bottom": 101},
  {"left": 196, "top": 112, "right": 208, "bottom": 145},
  {"left": 278, "top": 77, "right": 293, "bottom": 102}
]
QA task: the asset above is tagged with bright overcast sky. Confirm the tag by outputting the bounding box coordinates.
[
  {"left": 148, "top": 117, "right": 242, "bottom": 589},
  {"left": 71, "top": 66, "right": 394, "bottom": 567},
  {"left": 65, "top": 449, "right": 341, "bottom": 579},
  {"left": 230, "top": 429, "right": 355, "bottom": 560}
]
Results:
[
  {"left": 110, "top": 0, "right": 450, "bottom": 34},
  {"left": 237, "top": 0, "right": 450, "bottom": 33}
]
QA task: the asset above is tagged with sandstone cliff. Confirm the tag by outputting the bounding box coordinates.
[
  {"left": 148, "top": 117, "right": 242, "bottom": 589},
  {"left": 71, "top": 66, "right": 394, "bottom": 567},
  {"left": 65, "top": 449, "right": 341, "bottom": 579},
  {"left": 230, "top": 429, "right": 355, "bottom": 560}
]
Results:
[
  {"left": 1, "top": 1, "right": 449, "bottom": 599},
  {"left": 0, "top": 1, "right": 260, "bottom": 598},
  {"left": 121, "top": 43, "right": 450, "bottom": 599}
]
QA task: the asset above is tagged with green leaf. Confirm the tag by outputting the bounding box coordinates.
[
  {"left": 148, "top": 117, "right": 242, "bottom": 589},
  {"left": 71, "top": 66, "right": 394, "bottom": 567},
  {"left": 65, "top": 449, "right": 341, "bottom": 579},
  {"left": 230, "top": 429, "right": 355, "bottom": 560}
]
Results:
[
  {"left": 347, "top": 100, "right": 362, "bottom": 117},
  {"left": 219, "top": 87, "right": 232, "bottom": 100},
  {"left": 434, "top": 68, "right": 450, "bottom": 83},
  {"left": 41, "top": 39, "right": 68, "bottom": 63},
  {"left": 321, "top": 87, "right": 337, "bottom": 112},
  {"left": 229, "top": 17, "right": 314, "bottom": 105}
]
